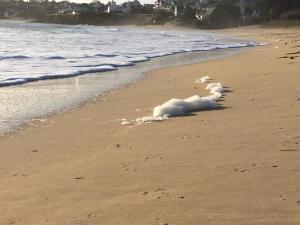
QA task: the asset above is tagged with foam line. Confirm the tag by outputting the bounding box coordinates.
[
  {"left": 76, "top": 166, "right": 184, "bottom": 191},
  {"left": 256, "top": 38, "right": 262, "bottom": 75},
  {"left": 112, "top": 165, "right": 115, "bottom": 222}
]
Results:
[
  {"left": 195, "top": 76, "right": 210, "bottom": 83},
  {"left": 0, "top": 20, "right": 259, "bottom": 87},
  {"left": 135, "top": 77, "right": 226, "bottom": 124},
  {"left": 0, "top": 65, "right": 116, "bottom": 87}
]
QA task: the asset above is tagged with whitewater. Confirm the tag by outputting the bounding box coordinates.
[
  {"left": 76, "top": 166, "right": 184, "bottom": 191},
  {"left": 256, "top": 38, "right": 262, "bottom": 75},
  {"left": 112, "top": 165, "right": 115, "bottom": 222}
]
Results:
[
  {"left": 0, "top": 20, "right": 259, "bottom": 134},
  {"left": 0, "top": 20, "right": 257, "bottom": 87}
]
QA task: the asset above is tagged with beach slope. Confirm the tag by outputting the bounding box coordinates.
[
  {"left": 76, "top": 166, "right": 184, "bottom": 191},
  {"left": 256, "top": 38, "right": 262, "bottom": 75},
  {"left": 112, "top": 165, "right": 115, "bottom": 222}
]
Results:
[{"left": 0, "top": 26, "right": 299, "bottom": 225}]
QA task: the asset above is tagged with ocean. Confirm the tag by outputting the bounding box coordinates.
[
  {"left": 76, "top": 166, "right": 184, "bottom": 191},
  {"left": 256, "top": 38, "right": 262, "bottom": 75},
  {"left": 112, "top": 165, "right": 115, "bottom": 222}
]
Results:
[{"left": 0, "top": 20, "right": 257, "bottom": 134}]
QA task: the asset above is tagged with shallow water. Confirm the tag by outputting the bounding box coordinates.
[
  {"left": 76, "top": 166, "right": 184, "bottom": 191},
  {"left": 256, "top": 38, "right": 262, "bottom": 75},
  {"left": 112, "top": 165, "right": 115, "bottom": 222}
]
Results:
[
  {"left": 0, "top": 20, "right": 257, "bottom": 87},
  {"left": 0, "top": 20, "right": 257, "bottom": 134},
  {"left": 0, "top": 48, "right": 244, "bottom": 134}
]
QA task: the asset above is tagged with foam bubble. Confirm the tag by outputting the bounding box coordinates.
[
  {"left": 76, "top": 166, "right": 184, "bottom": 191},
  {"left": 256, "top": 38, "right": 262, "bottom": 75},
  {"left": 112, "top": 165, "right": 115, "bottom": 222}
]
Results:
[
  {"left": 135, "top": 77, "right": 226, "bottom": 124},
  {"left": 184, "top": 95, "right": 219, "bottom": 110},
  {"left": 121, "top": 121, "right": 132, "bottom": 125},
  {"left": 206, "top": 82, "right": 222, "bottom": 90},
  {"left": 195, "top": 76, "right": 210, "bottom": 84},
  {"left": 210, "top": 85, "right": 224, "bottom": 94},
  {"left": 153, "top": 98, "right": 191, "bottom": 118}
]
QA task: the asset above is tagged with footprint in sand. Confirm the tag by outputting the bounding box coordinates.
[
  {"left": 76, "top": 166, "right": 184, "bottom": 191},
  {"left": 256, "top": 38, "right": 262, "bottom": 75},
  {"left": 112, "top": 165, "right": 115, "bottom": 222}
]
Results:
[
  {"left": 155, "top": 188, "right": 169, "bottom": 199},
  {"left": 234, "top": 168, "right": 248, "bottom": 173},
  {"left": 144, "top": 157, "right": 149, "bottom": 161},
  {"left": 279, "top": 194, "right": 286, "bottom": 201},
  {"left": 180, "top": 135, "right": 192, "bottom": 141},
  {"left": 143, "top": 154, "right": 164, "bottom": 162},
  {"left": 7, "top": 221, "right": 16, "bottom": 225},
  {"left": 121, "top": 163, "right": 137, "bottom": 172},
  {"left": 87, "top": 213, "right": 96, "bottom": 218},
  {"left": 281, "top": 135, "right": 300, "bottom": 152},
  {"left": 141, "top": 188, "right": 170, "bottom": 199},
  {"left": 234, "top": 162, "right": 280, "bottom": 172},
  {"left": 110, "top": 143, "right": 121, "bottom": 150},
  {"left": 112, "top": 143, "right": 133, "bottom": 150}
]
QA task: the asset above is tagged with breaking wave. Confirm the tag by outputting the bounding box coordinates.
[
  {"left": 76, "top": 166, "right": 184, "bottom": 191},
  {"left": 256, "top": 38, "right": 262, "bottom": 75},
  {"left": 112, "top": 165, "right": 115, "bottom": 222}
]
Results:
[{"left": 0, "top": 20, "right": 258, "bottom": 87}]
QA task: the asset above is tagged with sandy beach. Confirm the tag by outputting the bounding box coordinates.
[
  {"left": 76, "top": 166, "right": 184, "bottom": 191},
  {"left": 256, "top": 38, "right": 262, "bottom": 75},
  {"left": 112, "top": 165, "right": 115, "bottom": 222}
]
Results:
[{"left": 0, "top": 26, "right": 299, "bottom": 225}]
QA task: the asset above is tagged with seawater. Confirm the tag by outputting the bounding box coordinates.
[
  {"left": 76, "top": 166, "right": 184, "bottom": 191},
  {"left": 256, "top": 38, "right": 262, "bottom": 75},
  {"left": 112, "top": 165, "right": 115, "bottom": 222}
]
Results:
[
  {"left": 0, "top": 20, "right": 258, "bottom": 134},
  {"left": 0, "top": 20, "right": 256, "bottom": 87}
]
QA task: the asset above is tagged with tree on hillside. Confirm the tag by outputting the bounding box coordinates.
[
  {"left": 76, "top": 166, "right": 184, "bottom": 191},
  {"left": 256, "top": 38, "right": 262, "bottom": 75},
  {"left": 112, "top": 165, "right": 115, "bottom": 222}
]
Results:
[
  {"left": 258, "top": 0, "right": 300, "bottom": 20},
  {"left": 209, "top": 0, "right": 241, "bottom": 27}
]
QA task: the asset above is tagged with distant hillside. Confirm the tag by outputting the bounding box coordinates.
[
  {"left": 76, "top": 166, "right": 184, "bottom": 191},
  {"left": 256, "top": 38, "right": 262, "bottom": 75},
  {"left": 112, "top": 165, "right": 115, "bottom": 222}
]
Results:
[
  {"left": 1, "top": 0, "right": 300, "bottom": 29},
  {"left": 34, "top": 13, "right": 153, "bottom": 26}
]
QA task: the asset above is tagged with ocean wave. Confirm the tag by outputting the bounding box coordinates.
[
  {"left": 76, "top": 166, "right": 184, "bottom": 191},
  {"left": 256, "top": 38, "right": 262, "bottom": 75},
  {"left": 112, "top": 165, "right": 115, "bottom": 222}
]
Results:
[
  {"left": 0, "top": 20, "right": 259, "bottom": 88},
  {"left": 94, "top": 53, "right": 118, "bottom": 57},
  {"left": 0, "top": 65, "right": 116, "bottom": 87},
  {"left": 46, "top": 56, "right": 66, "bottom": 60},
  {"left": 0, "top": 55, "right": 31, "bottom": 60}
]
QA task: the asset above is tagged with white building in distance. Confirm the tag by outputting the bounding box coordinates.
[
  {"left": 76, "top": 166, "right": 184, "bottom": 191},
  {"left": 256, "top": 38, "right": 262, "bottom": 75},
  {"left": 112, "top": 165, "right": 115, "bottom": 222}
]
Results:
[{"left": 107, "top": 1, "right": 120, "bottom": 13}]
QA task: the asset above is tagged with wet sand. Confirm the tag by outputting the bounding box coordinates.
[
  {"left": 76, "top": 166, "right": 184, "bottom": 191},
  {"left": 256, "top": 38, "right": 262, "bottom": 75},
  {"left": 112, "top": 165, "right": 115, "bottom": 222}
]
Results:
[
  {"left": 0, "top": 26, "right": 299, "bottom": 225},
  {"left": 0, "top": 48, "right": 240, "bottom": 135}
]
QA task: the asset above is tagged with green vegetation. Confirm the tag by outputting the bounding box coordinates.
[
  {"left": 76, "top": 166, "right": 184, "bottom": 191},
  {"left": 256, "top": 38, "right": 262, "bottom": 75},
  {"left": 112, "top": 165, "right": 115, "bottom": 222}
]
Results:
[
  {"left": 258, "top": 0, "right": 300, "bottom": 20},
  {"left": 152, "top": 7, "right": 173, "bottom": 24},
  {"left": 36, "top": 13, "right": 152, "bottom": 26},
  {"left": 0, "top": 0, "right": 299, "bottom": 28},
  {"left": 209, "top": 1, "right": 241, "bottom": 28}
]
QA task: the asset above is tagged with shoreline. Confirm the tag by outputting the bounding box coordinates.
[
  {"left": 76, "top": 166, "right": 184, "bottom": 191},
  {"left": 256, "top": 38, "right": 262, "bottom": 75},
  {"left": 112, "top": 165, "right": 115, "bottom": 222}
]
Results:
[
  {"left": 0, "top": 26, "right": 299, "bottom": 225},
  {"left": 0, "top": 48, "right": 242, "bottom": 135},
  {"left": 0, "top": 20, "right": 260, "bottom": 136},
  {"left": 0, "top": 35, "right": 250, "bottom": 135}
]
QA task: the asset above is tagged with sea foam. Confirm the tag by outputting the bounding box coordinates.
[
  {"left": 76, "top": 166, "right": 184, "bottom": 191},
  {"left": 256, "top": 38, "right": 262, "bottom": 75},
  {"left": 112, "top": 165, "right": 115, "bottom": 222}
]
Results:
[
  {"left": 195, "top": 76, "right": 210, "bottom": 83},
  {"left": 135, "top": 76, "right": 225, "bottom": 124}
]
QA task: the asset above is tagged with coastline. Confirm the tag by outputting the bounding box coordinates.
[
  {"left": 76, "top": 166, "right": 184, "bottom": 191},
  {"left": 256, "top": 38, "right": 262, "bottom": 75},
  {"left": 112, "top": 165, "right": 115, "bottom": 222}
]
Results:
[
  {"left": 0, "top": 26, "right": 299, "bottom": 225},
  {"left": 0, "top": 27, "right": 250, "bottom": 135},
  {"left": 0, "top": 48, "right": 243, "bottom": 135}
]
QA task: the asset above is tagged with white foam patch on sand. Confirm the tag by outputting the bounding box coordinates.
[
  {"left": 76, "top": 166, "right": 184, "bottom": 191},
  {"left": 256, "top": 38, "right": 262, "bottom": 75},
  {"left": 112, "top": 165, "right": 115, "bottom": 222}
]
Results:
[
  {"left": 134, "top": 77, "right": 226, "bottom": 124},
  {"left": 206, "top": 82, "right": 222, "bottom": 90},
  {"left": 195, "top": 76, "right": 210, "bottom": 84},
  {"left": 121, "top": 121, "right": 132, "bottom": 125}
]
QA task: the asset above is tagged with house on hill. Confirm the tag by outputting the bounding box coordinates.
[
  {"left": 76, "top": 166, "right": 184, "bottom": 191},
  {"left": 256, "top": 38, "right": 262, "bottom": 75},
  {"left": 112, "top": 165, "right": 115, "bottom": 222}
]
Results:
[
  {"left": 238, "top": 0, "right": 260, "bottom": 20},
  {"left": 74, "top": 4, "right": 90, "bottom": 14},
  {"left": 57, "top": 1, "right": 73, "bottom": 14},
  {"left": 107, "top": 1, "right": 120, "bottom": 13},
  {"left": 90, "top": 0, "right": 103, "bottom": 13},
  {"left": 3, "top": 8, "right": 18, "bottom": 18},
  {"left": 121, "top": 1, "right": 132, "bottom": 14}
]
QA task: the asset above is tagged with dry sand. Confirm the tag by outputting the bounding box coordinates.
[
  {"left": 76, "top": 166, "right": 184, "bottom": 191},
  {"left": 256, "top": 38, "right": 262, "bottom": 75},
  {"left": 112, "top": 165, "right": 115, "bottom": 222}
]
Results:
[{"left": 0, "top": 26, "right": 299, "bottom": 225}]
